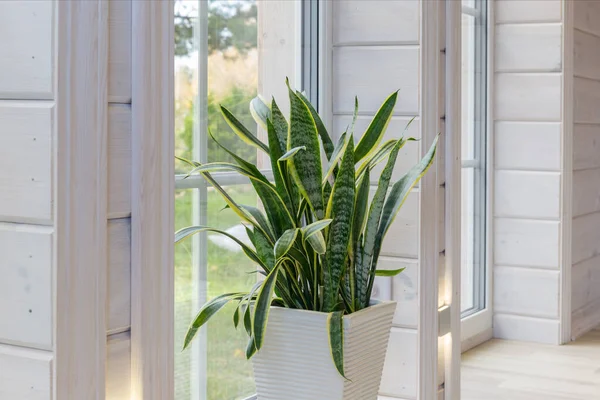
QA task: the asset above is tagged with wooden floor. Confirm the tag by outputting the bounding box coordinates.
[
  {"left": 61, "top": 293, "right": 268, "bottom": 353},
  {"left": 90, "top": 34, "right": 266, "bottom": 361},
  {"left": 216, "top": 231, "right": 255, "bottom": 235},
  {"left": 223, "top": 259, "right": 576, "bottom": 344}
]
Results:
[{"left": 462, "top": 329, "right": 600, "bottom": 399}]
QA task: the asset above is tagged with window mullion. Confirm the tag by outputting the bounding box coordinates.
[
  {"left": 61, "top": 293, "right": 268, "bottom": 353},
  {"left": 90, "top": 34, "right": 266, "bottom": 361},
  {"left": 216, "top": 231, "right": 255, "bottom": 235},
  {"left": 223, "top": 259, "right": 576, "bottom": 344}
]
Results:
[{"left": 190, "top": 1, "right": 209, "bottom": 399}]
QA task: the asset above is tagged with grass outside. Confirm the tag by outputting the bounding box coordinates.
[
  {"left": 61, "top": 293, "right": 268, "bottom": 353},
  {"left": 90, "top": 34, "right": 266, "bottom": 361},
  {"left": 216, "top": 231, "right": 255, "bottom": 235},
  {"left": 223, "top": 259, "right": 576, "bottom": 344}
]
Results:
[{"left": 175, "top": 186, "right": 258, "bottom": 400}]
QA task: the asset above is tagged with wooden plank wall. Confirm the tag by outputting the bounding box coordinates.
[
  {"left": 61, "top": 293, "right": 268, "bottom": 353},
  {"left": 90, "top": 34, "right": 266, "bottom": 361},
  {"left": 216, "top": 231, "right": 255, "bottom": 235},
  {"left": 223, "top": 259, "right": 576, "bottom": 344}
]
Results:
[
  {"left": 331, "top": 1, "right": 445, "bottom": 399},
  {"left": 0, "top": 1, "right": 55, "bottom": 397},
  {"left": 106, "top": 0, "right": 133, "bottom": 398},
  {"left": 571, "top": 0, "right": 600, "bottom": 339},
  {"left": 492, "top": 0, "right": 563, "bottom": 345}
]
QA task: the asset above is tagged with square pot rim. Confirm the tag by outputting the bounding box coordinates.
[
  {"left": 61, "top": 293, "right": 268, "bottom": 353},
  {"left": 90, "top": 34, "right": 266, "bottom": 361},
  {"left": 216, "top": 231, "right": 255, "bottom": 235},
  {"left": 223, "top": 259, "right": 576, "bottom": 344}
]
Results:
[{"left": 268, "top": 300, "right": 397, "bottom": 321}]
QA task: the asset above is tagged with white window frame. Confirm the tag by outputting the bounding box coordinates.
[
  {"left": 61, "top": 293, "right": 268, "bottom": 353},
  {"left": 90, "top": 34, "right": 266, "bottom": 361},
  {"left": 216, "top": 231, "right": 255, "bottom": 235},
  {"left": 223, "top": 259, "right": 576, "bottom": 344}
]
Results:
[
  {"left": 459, "top": 0, "right": 493, "bottom": 350},
  {"left": 173, "top": 2, "right": 316, "bottom": 399}
]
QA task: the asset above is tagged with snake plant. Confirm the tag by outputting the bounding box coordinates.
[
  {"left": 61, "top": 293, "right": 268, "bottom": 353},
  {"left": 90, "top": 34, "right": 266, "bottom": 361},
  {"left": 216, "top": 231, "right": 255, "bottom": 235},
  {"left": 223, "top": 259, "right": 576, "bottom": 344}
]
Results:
[{"left": 178, "top": 80, "right": 438, "bottom": 378}]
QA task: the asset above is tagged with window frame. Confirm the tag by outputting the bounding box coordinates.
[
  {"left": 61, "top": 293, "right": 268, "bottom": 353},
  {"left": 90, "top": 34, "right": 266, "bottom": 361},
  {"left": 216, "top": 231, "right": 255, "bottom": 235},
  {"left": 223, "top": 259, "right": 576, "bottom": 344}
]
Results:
[
  {"left": 173, "top": 2, "right": 319, "bottom": 399},
  {"left": 460, "top": 0, "right": 493, "bottom": 349}
]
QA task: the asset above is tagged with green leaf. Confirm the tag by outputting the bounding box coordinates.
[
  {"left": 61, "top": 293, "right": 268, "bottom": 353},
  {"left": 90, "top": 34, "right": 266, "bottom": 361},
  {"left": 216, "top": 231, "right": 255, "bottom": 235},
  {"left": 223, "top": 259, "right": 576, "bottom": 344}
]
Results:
[
  {"left": 327, "top": 311, "right": 346, "bottom": 379},
  {"left": 253, "top": 262, "right": 283, "bottom": 351},
  {"left": 250, "top": 95, "right": 271, "bottom": 130},
  {"left": 353, "top": 168, "right": 371, "bottom": 303},
  {"left": 296, "top": 90, "right": 334, "bottom": 159},
  {"left": 375, "top": 268, "right": 406, "bottom": 277},
  {"left": 354, "top": 91, "right": 398, "bottom": 163},
  {"left": 190, "top": 172, "right": 272, "bottom": 240},
  {"left": 246, "top": 336, "right": 258, "bottom": 359},
  {"left": 367, "top": 136, "right": 438, "bottom": 301},
  {"left": 359, "top": 137, "right": 406, "bottom": 307},
  {"left": 220, "top": 105, "right": 269, "bottom": 153},
  {"left": 271, "top": 98, "right": 289, "bottom": 152},
  {"left": 302, "top": 219, "right": 333, "bottom": 239},
  {"left": 241, "top": 206, "right": 274, "bottom": 242},
  {"left": 183, "top": 292, "right": 244, "bottom": 350},
  {"left": 266, "top": 118, "right": 295, "bottom": 215},
  {"left": 287, "top": 80, "right": 324, "bottom": 219},
  {"left": 274, "top": 228, "right": 299, "bottom": 260},
  {"left": 374, "top": 136, "right": 439, "bottom": 260},
  {"left": 301, "top": 219, "right": 332, "bottom": 255},
  {"left": 247, "top": 227, "right": 275, "bottom": 273},
  {"left": 355, "top": 139, "right": 398, "bottom": 178},
  {"left": 353, "top": 167, "right": 371, "bottom": 244},
  {"left": 188, "top": 162, "right": 295, "bottom": 235},
  {"left": 306, "top": 231, "right": 327, "bottom": 254},
  {"left": 279, "top": 146, "right": 306, "bottom": 161},
  {"left": 176, "top": 226, "right": 266, "bottom": 270},
  {"left": 323, "top": 139, "right": 356, "bottom": 312},
  {"left": 323, "top": 132, "right": 348, "bottom": 184}
]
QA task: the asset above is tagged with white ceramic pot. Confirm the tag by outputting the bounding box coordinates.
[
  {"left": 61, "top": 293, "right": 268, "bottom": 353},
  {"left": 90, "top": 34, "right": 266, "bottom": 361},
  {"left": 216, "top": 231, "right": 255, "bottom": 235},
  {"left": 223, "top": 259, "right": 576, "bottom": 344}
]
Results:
[{"left": 252, "top": 301, "right": 396, "bottom": 400}]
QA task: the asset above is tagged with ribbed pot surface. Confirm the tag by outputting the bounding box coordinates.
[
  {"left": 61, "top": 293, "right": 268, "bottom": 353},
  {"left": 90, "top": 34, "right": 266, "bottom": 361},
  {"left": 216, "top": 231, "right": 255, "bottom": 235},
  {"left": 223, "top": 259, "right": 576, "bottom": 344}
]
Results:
[{"left": 252, "top": 301, "right": 396, "bottom": 400}]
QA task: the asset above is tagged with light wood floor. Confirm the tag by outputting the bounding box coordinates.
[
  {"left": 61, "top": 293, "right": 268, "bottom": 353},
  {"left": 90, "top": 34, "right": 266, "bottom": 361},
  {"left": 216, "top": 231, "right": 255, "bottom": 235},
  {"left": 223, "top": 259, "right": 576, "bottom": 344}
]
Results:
[{"left": 462, "top": 328, "right": 600, "bottom": 399}]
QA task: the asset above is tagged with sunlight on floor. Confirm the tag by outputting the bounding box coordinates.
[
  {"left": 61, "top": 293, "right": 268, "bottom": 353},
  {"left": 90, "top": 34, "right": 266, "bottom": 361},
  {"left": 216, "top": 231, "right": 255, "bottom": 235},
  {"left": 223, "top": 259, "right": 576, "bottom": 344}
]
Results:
[{"left": 461, "top": 328, "right": 600, "bottom": 400}]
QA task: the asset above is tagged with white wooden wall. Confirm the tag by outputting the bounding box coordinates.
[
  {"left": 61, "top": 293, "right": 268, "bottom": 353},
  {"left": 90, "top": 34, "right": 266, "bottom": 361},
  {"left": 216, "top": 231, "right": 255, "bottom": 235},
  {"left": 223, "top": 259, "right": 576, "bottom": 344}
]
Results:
[
  {"left": 0, "top": 1, "right": 131, "bottom": 398},
  {"left": 106, "top": 0, "right": 133, "bottom": 398},
  {"left": 0, "top": 1, "right": 55, "bottom": 397},
  {"left": 330, "top": 1, "right": 444, "bottom": 399},
  {"left": 571, "top": 0, "right": 600, "bottom": 340},
  {"left": 492, "top": 0, "right": 564, "bottom": 345}
]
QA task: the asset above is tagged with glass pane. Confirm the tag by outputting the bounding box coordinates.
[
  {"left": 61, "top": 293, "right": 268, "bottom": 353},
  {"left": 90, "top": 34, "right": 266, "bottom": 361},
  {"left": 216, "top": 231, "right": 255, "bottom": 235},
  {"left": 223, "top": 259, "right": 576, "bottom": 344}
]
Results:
[
  {"left": 460, "top": 5, "right": 486, "bottom": 317},
  {"left": 175, "top": 186, "right": 258, "bottom": 399},
  {"left": 461, "top": 168, "right": 475, "bottom": 312},
  {"left": 174, "top": 1, "right": 301, "bottom": 398},
  {"left": 461, "top": 13, "right": 475, "bottom": 162},
  {"left": 175, "top": 1, "right": 260, "bottom": 399}
]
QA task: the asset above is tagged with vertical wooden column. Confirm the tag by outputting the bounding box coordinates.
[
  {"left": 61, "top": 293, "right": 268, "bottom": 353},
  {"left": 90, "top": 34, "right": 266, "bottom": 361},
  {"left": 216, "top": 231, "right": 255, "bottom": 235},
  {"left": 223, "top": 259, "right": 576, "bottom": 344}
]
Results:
[
  {"left": 54, "top": 1, "right": 109, "bottom": 399},
  {"left": 130, "top": 1, "right": 175, "bottom": 399}
]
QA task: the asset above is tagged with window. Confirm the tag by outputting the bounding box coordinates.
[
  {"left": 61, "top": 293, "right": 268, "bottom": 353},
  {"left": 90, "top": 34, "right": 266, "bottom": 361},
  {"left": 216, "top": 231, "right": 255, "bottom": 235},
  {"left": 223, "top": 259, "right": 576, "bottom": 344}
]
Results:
[
  {"left": 460, "top": 0, "right": 487, "bottom": 318},
  {"left": 173, "top": 1, "right": 314, "bottom": 399}
]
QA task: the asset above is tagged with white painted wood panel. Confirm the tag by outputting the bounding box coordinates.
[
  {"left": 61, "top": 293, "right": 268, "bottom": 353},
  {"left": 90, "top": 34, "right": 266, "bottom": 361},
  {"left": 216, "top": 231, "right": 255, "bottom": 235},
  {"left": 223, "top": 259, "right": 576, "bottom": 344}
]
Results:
[
  {"left": 108, "top": 105, "right": 132, "bottom": 218},
  {"left": 574, "top": 77, "right": 600, "bottom": 124},
  {"left": 380, "top": 190, "right": 419, "bottom": 259},
  {"left": 0, "top": 0, "right": 54, "bottom": 99},
  {"left": 108, "top": 218, "right": 131, "bottom": 334},
  {"left": 493, "top": 314, "right": 560, "bottom": 345},
  {"left": 106, "top": 332, "right": 131, "bottom": 400},
  {"left": 571, "top": 297, "right": 600, "bottom": 339},
  {"left": 0, "top": 102, "right": 53, "bottom": 224},
  {"left": 493, "top": 266, "right": 560, "bottom": 319},
  {"left": 380, "top": 328, "right": 417, "bottom": 399},
  {"left": 495, "top": 0, "right": 562, "bottom": 24},
  {"left": 333, "top": 0, "right": 419, "bottom": 45},
  {"left": 0, "top": 344, "right": 52, "bottom": 400},
  {"left": 574, "top": 0, "right": 600, "bottom": 37},
  {"left": 495, "top": 122, "right": 561, "bottom": 171},
  {"left": 571, "top": 255, "right": 600, "bottom": 312},
  {"left": 573, "top": 123, "right": 600, "bottom": 171},
  {"left": 333, "top": 47, "right": 419, "bottom": 115},
  {"left": 572, "top": 212, "right": 600, "bottom": 265},
  {"left": 334, "top": 116, "right": 420, "bottom": 184},
  {"left": 388, "top": 258, "right": 419, "bottom": 328},
  {"left": 573, "top": 168, "right": 600, "bottom": 217},
  {"left": 494, "top": 171, "right": 560, "bottom": 219},
  {"left": 495, "top": 24, "right": 562, "bottom": 72},
  {"left": 494, "top": 218, "right": 560, "bottom": 269},
  {"left": 574, "top": 29, "right": 600, "bottom": 81},
  {"left": 109, "top": 0, "right": 132, "bottom": 103},
  {"left": 0, "top": 224, "right": 52, "bottom": 349},
  {"left": 495, "top": 73, "right": 561, "bottom": 121}
]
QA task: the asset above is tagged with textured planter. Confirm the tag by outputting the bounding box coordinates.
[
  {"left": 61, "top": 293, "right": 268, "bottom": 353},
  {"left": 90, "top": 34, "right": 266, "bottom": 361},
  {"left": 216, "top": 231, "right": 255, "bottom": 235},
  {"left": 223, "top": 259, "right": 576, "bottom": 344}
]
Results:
[{"left": 252, "top": 301, "right": 396, "bottom": 400}]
